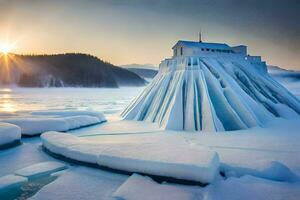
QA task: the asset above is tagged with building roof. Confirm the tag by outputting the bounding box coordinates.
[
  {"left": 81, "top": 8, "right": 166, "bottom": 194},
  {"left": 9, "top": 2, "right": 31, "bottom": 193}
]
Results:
[{"left": 172, "top": 40, "right": 231, "bottom": 50}]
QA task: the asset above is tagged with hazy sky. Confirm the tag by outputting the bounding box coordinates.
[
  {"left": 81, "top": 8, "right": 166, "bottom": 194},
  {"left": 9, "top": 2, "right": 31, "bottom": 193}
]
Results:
[{"left": 0, "top": 0, "right": 299, "bottom": 69}]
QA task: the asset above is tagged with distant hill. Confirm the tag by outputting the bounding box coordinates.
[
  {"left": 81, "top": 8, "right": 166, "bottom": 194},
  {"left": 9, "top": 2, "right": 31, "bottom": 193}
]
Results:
[
  {"left": 0, "top": 53, "right": 146, "bottom": 87},
  {"left": 126, "top": 68, "right": 158, "bottom": 79},
  {"left": 120, "top": 64, "right": 158, "bottom": 80},
  {"left": 121, "top": 63, "right": 158, "bottom": 70},
  {"left": 268, "top": 65, "right": 300, "bottom": 97},
  {"left": 268, "top": 65, "right": 300, "bottom": 83}
]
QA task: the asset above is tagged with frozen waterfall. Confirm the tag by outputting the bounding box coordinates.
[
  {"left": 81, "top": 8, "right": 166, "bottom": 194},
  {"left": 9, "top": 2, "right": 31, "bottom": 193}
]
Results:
[{"left": 122, "top": 55, "right": 300, "bottom": 132}]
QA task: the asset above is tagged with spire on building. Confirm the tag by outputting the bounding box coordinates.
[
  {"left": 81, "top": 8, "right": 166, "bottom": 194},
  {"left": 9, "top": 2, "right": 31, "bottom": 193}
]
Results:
[{"left": 199, "top": 29, "right": 202, "bottom": 43}]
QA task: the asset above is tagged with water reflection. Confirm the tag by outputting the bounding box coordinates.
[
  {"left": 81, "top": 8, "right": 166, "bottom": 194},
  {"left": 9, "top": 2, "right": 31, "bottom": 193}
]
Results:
[{"left": 0, "top": 88, "right": 16, "bottom": 113}]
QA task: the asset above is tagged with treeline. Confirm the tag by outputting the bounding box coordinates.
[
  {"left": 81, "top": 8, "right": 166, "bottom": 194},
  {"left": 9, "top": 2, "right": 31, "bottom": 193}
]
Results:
[{"left": 0, "top": 53, "right": 146, "bottom": 87}]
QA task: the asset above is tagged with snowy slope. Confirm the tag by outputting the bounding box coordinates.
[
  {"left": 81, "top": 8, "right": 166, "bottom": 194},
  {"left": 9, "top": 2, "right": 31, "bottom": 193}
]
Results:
[{"left": 122, "top": 56, "right": 300, "bottom": 132}]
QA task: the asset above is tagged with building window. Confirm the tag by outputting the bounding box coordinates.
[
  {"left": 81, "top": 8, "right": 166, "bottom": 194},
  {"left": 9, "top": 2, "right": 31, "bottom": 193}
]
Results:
[
  {"left": 180, "top": 47, "right": 183, "bottom": 55},
  {"left": 201, "top": 48, "right": 204, "bottom": 51},
  {"left": 206, "top": 48, "right": 209, "bottom": 51}
]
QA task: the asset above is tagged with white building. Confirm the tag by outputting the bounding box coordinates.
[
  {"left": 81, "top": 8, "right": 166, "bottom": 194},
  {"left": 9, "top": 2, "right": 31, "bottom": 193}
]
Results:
[
  {"left": 172, "top": 40, "right": 262, "bottom": 59},
  {"left": 121, "top": 39, "right": 297, "bottom": 132},
  {"left": 162, "top": 40, "right": 267, "bottom": 73},
  {"left": 172, "top": 40, "right": 237, "bottom": 57}
]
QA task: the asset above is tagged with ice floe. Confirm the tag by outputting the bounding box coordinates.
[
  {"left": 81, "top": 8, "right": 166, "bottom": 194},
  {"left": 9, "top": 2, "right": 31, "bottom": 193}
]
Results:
[
  {"left": 30, "top": 167, "right": 127, "bottom": 200},
  {"left": 15, "top": 161, "right": 67, "bottom": 179},
  {"left": 1, "top": 110, "right": 106, "bottom": 136},
  {"left": 41, "top": 132, "right": 220, "bottom": 183},
  {"left": 0, "top": 161, "right": 67, "bottom": 199},
  {"left": 0, "top": 123, "right": 21, "bottom": 149},
  {"left": 0, "top": 174, "right": 27, "bottom": 192}
]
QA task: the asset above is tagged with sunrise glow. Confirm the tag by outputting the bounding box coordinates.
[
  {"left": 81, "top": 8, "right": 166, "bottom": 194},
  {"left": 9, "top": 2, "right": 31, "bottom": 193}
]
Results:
[{"left": 0, "top": 43, "right": 14, "bottom": 55}]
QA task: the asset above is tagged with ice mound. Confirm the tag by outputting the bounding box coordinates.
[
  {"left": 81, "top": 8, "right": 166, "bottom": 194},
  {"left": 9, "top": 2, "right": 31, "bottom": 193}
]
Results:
[
  {"left": 41, "top": 132, "right": 220, "bottom": 183},
  {"left": 223, "top": 161, "right": 299, "bottom": 183},
  {"left": 113, "top": 174, "right": 200, "bottom": 200},
  {"left": 0, "top": 174, "right": 27, "bottom": 192},
  {"left": 15, "top": 161, "right": 67, "bottom": 179},
  {"left": 0, "top": 123, "right": 21, "bottom": 149},
  {"left": 122, "top": 56, "right": 300, "bottom": 132},
  {"left": 1, "top": 110, "right": 106, "bottom": 136}
]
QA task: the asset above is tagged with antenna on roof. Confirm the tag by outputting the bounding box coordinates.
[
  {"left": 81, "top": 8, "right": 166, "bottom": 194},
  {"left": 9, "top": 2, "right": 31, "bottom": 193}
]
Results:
[{"left": 199, "top": 29, "right": 202, "bottom": 43}]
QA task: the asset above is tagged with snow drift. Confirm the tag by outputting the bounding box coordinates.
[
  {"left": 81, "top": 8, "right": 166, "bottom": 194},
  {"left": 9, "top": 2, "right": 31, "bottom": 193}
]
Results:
[{"left": 122, "top": 56, "right": 300, "bottom": 132}]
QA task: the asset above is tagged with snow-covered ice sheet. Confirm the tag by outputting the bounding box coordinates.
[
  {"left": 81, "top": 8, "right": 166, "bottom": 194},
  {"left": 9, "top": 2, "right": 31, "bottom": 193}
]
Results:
[
  {"left": 183, "top": 119, "right": 300, "bottom": 180},
  {"left": 0, "top": 174, "right": 27, "bottom": 191},
  {"left": 2, "top": 118, "right": 69, "bottom": 136},
  {"left": 0, "top": 137, "right": 59, "bottom": 177},
  {"left": 0, "top": 110, "right": 106, "bottom": 136},
  {"left": 30, "top": 167, "right": 127, "bottom": 200},
  {"left": 98, "top": 143, "right": 219, "bottom": 183},
  {"left": 43, "top": 118, "right": 300, "bottom": 183},
  {"left": 113, "top": 173, "right": 202, "bottom": 200},
  {"left": 0, "top": 123, "right": 21, "bottom": 148},
  {"left": 41, "top": 132, "right": 220, "bottom": 183},
  {"left": 15, "top": 161, "right": 67, "bottom": 179},
  {"left": 69, "top": 120, "right": 160, "bottom": 136},
  {"left": 205, "top": 175, "right": 300, "bottom": 200},
  {"left": 31, "top": 110, "right": 105, "bottom": 121}
]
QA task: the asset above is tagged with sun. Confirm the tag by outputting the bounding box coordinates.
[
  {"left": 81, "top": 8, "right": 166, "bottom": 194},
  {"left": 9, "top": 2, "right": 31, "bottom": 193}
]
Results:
[{"left": 0, "top": 43, "right": 14, "bottom": 55}]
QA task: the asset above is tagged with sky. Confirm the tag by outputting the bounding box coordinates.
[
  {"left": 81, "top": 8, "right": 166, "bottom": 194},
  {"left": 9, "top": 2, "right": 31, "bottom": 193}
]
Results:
[{"left": 0, "top": 0, "right": 299, "bottom": 70}]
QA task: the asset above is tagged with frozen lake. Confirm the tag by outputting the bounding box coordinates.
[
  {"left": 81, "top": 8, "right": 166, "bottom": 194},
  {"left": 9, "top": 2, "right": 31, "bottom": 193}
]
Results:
[
  {"left": 0, "top": 87, "right": 144, "bottom": 177},
  {"left": 0, "top": 87, "right": 144, "bottom": 119},
  {"left": 0, "top": 87, "right": 145, "bottom": 199},
  {"left": 1, "top": 84, "right": 300, "bottom": 200}
]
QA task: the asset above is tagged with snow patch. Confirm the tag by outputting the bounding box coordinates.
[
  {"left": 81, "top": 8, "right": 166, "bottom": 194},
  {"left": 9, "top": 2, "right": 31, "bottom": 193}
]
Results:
[{"left": 206, "top": 175, "right": 300, "bottom": 200}]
